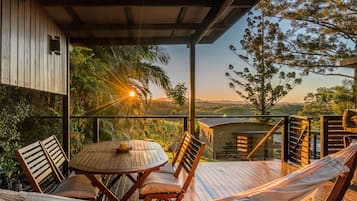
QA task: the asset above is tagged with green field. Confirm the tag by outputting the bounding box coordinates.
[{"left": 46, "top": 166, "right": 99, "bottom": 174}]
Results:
[{"left": 146, "top": 99, "right": 303, "bottom": 116}]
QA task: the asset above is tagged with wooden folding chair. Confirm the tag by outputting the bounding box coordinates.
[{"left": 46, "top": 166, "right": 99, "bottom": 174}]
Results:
[
  {"left": 15, "top": 140, "right": 98, "bottom": 200},
  {"left": 139, "top": 135, "right": 205, "bottom": 201},
  {"left": 15, "top": 141, "right": 61, "bottom": 193},
  {"left": 157, "top": 131, "right": 192, "bottom": 174},
  {"left": 41, "top": 135, "right": 70, "bottom": 180}
]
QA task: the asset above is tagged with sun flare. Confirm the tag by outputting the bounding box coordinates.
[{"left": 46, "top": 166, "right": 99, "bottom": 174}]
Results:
[{"left": 129, "top": 90, "right": 136, "bottom": 97}]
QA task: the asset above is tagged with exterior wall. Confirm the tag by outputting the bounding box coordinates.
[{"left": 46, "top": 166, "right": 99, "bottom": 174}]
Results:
[
  {"left": 199, "top": 124, "right": 214, "bottom": 158},
  {"left": 199, "top": 122, "right": 274, "bottom": 159},
  {"left": 1, "top": 0, "right": 67, "bottom": 94}
]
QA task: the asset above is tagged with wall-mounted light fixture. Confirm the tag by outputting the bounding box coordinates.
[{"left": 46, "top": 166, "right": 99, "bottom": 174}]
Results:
[{"left": 49, "top": 35, "right": 61, "bottom": 55}]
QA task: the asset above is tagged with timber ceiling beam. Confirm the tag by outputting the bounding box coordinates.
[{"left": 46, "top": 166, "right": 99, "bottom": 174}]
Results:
[
  {"left": 70, "top": 36, "right": 192, "bottom": 45},
  {"left": 171, "top": 7, "right": 188, "bottom": 37},
  {"left": 125, "top": 7, "right": 133, "bottom": 25},
  {"left": 124, "top": 7, "right": 134, "bottom": 38},
  {"left": 61, "top": 23, "right": 199, "bottom": 31},
  {"left": 64, "top": 6, "right": 82, "bottom": 24},
  {"left": 40, "top": 0, "right": 257, "bottom": 8},
  {"left": 191, "top": 0, "right": 234, "bottom": 43},
  {"left": 206, "top": 7, "right": 249, "bottom": 40}
]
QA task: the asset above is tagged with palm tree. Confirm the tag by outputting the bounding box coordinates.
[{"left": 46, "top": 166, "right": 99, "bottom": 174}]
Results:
[
  {"left": 70, "top": 45, "right": 173, "bottom": 141},
  {"left": 93, "top": 45, "right": 172, "bottom": 115}
]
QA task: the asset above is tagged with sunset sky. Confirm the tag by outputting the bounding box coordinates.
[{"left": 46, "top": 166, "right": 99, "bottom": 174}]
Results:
[{"left": 151, "top": 14, "right": 354, "bottom": 103}]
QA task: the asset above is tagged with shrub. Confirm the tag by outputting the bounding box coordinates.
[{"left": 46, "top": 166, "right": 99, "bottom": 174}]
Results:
[{"left": 0, "top": 100, "right": 32, "bottom": 189}]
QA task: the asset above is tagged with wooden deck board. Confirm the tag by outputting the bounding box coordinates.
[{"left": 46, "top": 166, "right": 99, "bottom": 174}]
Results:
[
  {"left": 105, "top": 160, "right": 357, "bottom": 201},
  {"left": 193, "top": 161, "right": 298, "bottom": 200}
]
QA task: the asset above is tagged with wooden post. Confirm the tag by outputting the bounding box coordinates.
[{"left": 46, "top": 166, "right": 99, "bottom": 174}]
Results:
[
  {"left": 354, "top": 66, "right": 357, "bottom": 108},
  {"left": 182, "top": 117, "right": 188, "bottom": 134},
  {"left": 189, "top": 41, "right": 196, "bottom": 136},
  {"left": 281, "top": 116, "right": 289, "bottom": 162},
  {"left": 320, "top": 115, "right": 329, "bottom": 157},
  {"left": 62, "top": 37, "right": 70, "bottom": 158}
]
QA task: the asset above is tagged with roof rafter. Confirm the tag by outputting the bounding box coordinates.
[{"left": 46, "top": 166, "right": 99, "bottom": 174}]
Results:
[
  {"left": 40, "top": 0, "right": 257, "bottom": 8},
  {"left": 61, "top": 23, "right": 199, "bottom": 31},
  {"left": 191, "top": 0, "right": 234, "bottom": 43},
  {"left": 64, "top": 6, "right": 82, "bottom": 24},
  {"left": 70, "top": 36, "right": 193, "bottom": 45},
  {"left": 171, "top": 7, "right": 188, "bottom": 37},
  {"left": 206, "top": 7, "right": 249, "bottom": 41},
  {"left": 124, "top": 7, "right": 135, "bottom": 38}
]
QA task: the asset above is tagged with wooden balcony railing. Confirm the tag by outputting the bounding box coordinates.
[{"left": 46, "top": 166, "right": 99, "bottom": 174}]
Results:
[
  {"left": 320, "top": 115, "right": 357, "bottom": 156},
  {"left": 286, "top": 115, "right": 312, "bottom": 166},
  {"left": 34, "top": 115, "right": 320, "bottom": 166}
]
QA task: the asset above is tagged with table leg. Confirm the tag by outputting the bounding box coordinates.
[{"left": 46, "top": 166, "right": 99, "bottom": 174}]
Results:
[
  {"left": 121, "top": 170, "right": 152, "bottom": 201},
  {"left": 126, "top": 174, "right": 137, "bottom": 183},
  {"left": 85, "top": 174, "right": 119, "bottom": 201},
  {"left": 107, "top": 175, "right": 122, "bottom": 189}
]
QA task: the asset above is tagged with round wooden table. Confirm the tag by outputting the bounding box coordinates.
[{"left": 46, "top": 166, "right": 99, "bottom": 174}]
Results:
[{"left": 69, "top": 140, "right": 168, "bottom": 201}]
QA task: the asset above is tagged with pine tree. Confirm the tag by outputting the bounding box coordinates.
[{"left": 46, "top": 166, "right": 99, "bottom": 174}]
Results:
[
  {"left": 267, "top": 0, "right": 356, "bottom": 105},
  {"left": 225, "top": 1, "right": 302, "bottom": 119}
]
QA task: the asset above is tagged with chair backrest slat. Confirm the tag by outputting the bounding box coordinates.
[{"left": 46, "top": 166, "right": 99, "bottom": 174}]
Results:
[
  {"left": 171, "top": 132, "right": 192, "bottom": 166},
  {"left": 41, "top": 135, "right": 69, "bottom": 180},
  {"left": 27, "top": 150, "right": 46, "bottom": 162},
  {"left": 174, "top": 135, "right": 205, "bottom": 191},
  {"left": 182, "top": 144, "right": 199, "bottom": 172},
  {"left": 32, "top": 159, "right": 51, "bottom": 178},
  {"left": 15, "top": 141, "right": 60, "bottom": 193}
]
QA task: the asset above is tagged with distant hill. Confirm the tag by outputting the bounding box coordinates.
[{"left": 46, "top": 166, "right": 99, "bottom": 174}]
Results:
[
  {"left": 197, "top": 99, "right": 244, "bottom": 104},
  {"left": 148, "top": 98, "right": 303, "bottom": 116},
  {"left": 153, "top": 97, "right": 171, "bottom": 102},
  {"left": 153, "top": 97, "right": 302, "bottom": 105}
]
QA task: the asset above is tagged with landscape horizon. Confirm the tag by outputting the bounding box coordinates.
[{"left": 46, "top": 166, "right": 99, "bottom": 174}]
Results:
[{"left": 152, "top": 97, "right": 305, "bottom": 105}]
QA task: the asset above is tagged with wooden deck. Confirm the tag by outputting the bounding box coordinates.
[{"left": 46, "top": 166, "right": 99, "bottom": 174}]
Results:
[{"left": 104, "top": 160, "right": 357, "bottom": 201}]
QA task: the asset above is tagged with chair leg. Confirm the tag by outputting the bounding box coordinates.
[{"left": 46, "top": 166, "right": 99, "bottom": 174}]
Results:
[
  {"left": 176, "top": 193, "right": 184, "bottom": 201},
  {"left": 143, "top": 193, "right": 183, "bottom": 201},
  {"left": 143, "top": 197, "right": 152, "bottom": 201}
]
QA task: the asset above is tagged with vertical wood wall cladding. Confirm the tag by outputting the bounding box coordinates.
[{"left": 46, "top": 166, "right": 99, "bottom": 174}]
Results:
[
  {"left": 0, "top": 0, "right": 67, "bottom": 94},
  {"left": 1, "top": 0, "right": 10, "bottom": 84}
]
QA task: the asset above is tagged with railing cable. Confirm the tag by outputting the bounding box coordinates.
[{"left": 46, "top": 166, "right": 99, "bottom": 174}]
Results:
[{"left": 247, "top": 118, "right": 285, "bottom": 159}]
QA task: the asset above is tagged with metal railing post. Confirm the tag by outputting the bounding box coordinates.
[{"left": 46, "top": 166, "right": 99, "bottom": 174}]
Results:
[
  {"left": 183, "top": 117, "right": 188, "bottom": 135},
  {"left": 93, "top": 117, "right": 100, "bottom": 143},
  {"left": 312, "top": 131, "right": 317, "bottom": 159},
  {"left": 62, "top": 37, "right": 71, "bottom": 159}
]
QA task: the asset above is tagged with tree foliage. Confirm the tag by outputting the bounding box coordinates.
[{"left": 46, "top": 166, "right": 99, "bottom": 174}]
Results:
[
  {"left": 298, "top": 80, "right": 354, "bottom": 117},
  {"left": 70, "top": 47, "right": 109, "bottom": 115},
  {"left": 267, "top": 0, "right": 356, "bottom": 78},
  {"left": 91, "top": 45, "right": 172, "bottom": 115},
  {"left": 69, "top": 45, "right": 175, "bottom": 142},
  {"left": 226, "top": 3, "right": 302, "bottom": 117},
  {"left": 0, "top": 86, "right": 32, "bottom": 189},
  {"left": 167, "top": 83, "right": 188, "bottom": 106}
]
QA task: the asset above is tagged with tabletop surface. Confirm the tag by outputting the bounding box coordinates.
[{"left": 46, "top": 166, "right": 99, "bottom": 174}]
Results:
[{"left": 69, "top": 140, "right": 168, "bottom": 174}]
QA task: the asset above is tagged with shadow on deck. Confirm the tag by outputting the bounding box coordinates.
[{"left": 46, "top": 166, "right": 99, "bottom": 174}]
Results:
[{"left": 105, "top": 161, "right": 357, "bottom": 201}]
